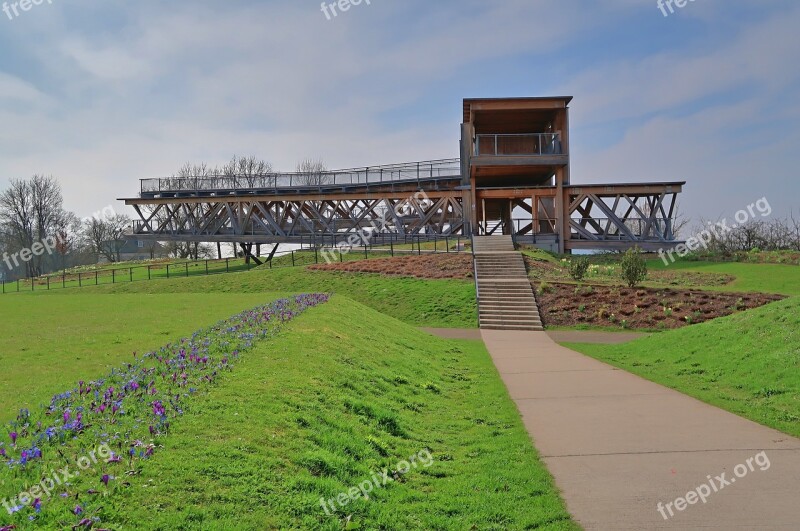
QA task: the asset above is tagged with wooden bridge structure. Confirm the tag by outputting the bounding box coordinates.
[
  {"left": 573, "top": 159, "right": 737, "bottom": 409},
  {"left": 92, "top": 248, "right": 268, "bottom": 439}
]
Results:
[{"left": 121, "top": 97, "right": 685, "bottom": 254}]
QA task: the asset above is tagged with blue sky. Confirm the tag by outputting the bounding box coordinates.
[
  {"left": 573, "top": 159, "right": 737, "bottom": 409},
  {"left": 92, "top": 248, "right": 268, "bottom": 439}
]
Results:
[{"left": 0, "top": 0, "right": 798, "bottom": 225}]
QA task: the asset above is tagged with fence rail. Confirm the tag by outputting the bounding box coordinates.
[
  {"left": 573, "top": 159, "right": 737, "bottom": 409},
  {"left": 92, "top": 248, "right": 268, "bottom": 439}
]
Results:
[{"left": 1, "top": 236, "right": 468, "bottom": 294}]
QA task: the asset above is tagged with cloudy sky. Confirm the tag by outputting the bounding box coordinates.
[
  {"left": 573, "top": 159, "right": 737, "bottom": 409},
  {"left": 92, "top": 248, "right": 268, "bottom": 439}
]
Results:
[{"left": 0, "top": 0, "right": 798, "bottom": 224}]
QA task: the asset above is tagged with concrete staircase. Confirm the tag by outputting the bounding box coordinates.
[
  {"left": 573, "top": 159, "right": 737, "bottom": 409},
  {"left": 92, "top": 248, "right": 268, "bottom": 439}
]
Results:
[{"left": 473, "top": 235, "right": 543, "bottom": 331}]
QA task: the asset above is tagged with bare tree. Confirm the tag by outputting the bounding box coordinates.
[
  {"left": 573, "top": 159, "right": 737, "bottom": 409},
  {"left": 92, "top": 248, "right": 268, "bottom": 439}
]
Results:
[
  {"left": 295, "top": 158, "right": 329, "bottom": 186},
  {"left": 670, "top": 202, "right": 691, "bottom": 239},
  {"left": 0, "top": 175, "right": 70, "bottom": 277},
  {"left": 52, "top": 212, "right": 82, "bottom": 271},
  {"left": 82, "top": 214, "right": 132, "bottom": 263},
  {"left": 222, "top": 155, "right": 274, "bottom": 188}
]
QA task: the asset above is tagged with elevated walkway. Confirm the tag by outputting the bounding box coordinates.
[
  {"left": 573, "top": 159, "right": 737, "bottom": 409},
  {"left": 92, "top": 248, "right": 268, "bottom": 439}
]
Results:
[{"left": 134, "top": 159, "right": 462, "bottom": 200}]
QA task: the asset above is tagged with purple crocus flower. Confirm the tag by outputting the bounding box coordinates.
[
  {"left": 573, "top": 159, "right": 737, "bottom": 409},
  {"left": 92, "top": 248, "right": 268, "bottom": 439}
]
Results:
[
  {"left": 33, "top": 498, "right": 41, "bottom": 513},
  {"left": 9, "top": 432, "right": 17, "bottom": 445},
  {"left": 101, "top": 474, "right": 110, "bottom": 486},
  {"left": 73, "top": 505, "right": 83, "bottom": 515}
]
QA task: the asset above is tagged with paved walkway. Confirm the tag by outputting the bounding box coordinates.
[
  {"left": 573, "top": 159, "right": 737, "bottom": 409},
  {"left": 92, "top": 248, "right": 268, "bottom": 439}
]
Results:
[
  {"left": 423, "top": 328, "right": 646, "bottom": 344},
  {"left": 481, "top": 329, "right": 800, "bottom": 530}
]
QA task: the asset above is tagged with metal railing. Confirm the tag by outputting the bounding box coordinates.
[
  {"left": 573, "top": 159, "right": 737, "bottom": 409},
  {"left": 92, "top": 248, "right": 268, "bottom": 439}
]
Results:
[
  {"left": 478, "top": 218, "right": 559, "bottom": 236},
  {"left": 140, "top": 159, "right": 461, "bottom": 197},
  {"left": 475, "top": 133, "right": 563, "bottom": 157}
]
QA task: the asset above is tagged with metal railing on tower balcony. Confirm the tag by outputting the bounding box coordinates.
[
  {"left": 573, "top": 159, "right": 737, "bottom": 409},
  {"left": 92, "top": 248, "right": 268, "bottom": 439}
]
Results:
[{"left": 475, "top": 133, "right": 563, "bottom": 157}]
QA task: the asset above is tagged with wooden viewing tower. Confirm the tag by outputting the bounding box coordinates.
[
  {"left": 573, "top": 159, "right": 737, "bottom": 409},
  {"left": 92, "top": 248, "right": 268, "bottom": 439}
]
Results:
[{"left": 121, "top": 97, "right": 684, "bottom": 254}]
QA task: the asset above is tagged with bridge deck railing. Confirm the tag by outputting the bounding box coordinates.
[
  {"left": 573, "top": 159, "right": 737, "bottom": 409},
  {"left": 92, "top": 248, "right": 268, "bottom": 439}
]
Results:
[{"left": 140, "top": 159, "right": 462, "bottom": 196}]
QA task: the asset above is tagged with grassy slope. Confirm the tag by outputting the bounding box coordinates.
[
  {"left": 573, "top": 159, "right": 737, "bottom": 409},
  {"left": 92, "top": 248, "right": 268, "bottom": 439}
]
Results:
[
  {"left": 566, "top": 296, "right": 800, "bottom": 437},
  {"left": 646, "top": 259, "right": 800, "bottom": 295},
  {"left": 37, "top": 267, "right": 478, "bottom": 329},
  {"left": 97, "top": 296, "right": 575, "bottom": 530},
  {"left": 0, "top": 293, "right": 281, "bottom": 422}
]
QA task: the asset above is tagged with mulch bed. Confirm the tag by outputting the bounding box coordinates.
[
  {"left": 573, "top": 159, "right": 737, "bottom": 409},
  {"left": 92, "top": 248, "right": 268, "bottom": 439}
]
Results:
[
  {"left": 308, "top": 254, "right": 474, "bottom": 280},
  {"left": 535, "top": 282, "right": 784, "bottom": 330}
]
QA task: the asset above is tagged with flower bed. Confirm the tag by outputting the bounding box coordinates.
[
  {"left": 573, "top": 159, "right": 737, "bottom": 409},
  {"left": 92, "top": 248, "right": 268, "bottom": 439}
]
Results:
[{"left": 0, "top": 294, "right": 329, "bottom": 529}]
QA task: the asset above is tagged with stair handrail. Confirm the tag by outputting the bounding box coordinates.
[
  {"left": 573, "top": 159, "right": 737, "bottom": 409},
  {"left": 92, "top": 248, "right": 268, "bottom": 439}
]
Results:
[{"left": 470, "top": 232, "right": 481, "bottom": 328}]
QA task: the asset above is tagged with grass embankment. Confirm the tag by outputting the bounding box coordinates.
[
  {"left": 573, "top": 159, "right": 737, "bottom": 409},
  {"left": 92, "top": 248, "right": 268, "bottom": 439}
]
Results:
[
  {"left": 566, "top": 296, "right": 800, "bottom": 437},
  {"left": 38, "top": 268, "right": 478, "bottom": 329},
  {"left": 646, "top": 259, "right": 800, "bottom": 296},
  {"left": 0, "top": 293, "right": 283, "bottom": 422},
  {"left": 104, "top": 296, "right": 575, "bottom": 530},
  {"left": 0, "top": 295, "right": 576, "bottom": 530}
]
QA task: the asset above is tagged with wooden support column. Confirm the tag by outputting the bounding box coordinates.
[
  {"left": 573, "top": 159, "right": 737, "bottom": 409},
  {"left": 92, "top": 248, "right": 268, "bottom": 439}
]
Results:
[{"left": 556, "top": 168, "right": 566, "bottom": 253}]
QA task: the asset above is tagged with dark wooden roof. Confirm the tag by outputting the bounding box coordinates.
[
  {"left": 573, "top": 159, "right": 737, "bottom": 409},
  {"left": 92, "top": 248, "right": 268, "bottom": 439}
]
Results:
[{"left": 463, "top": 97, "right": 573, "bottom": 123}]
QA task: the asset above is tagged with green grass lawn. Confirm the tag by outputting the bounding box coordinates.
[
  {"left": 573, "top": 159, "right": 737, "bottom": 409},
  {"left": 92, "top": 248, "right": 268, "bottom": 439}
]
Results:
[
  {"left": 0, "top": 295, "right": 575, "bottom": 530},
  {"left": 29, "top": 267, "right": 478, "bottom": 329},
  {"left": 646, "top": 259, "right": 800, "bottom": 296},
  {"left": 99, "top": 296, "right": 575, "bottom": 530},
  {"left": 0, "top": 293, "right": 282, "bottom": 423},
  {"left": 566, "top": 296, "right": 800, "bottom": 437}
]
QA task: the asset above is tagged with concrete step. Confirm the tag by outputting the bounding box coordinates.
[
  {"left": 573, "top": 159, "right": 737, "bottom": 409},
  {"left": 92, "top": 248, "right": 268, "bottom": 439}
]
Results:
[
  {"left": 479, "top": 310, "right": 539, "bottom": 317},
  {"left": 480, "top": 319, "right": 543, "bottom": 327},
  {"left": 479, "top": 295, "right": 537, "bottom": 302},
  {"left": 472, "top": 245, "right": 544, "bottom": 332},
  {"left": 481, "top": 321, "right": 542, "bottom": 329},
  {"left": 481, "top": 313, "right": 541, "bottom": 320},
  {"left": 478, "top": 284, "right": 533, "bottom": 295},
  {"left": 480, "top": 323, "right": 543, "bottom": 330}
]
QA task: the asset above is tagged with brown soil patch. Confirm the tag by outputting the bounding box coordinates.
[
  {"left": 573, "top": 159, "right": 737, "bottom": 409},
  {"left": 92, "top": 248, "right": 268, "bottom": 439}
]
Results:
[
  {"left": 536, "top": 282, "right": 783, "bottom": 330},
  {"left": 308, "top": 254, "right": 474, "bottom": 279}
]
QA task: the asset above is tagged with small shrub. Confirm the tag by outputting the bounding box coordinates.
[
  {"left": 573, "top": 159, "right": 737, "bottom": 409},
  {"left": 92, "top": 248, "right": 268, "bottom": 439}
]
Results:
[
  {"left": 538, "top": 281, "right": 553, "bottom": 295},
  {"left": 568, "top": 257, "right": 591, "bottom": 281},
  {"left": 620, "top": 247, "right": 648, "bottom": 287}
]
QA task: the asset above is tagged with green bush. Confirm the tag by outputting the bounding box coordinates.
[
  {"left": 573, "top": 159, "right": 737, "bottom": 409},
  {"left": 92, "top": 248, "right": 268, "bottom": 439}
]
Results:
[
  {"left": 620, "top": 247, "right": 648, "bottom": 287},
  {"left": 568, "top": 256, "right": 591, "bottom": 281}
]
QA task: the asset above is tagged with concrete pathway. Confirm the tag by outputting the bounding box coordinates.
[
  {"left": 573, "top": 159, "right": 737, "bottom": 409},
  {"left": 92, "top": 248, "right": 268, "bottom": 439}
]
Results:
[
  {"left": 423, "top": 328, "right": 645, "bottom": 345},
  {"left": 481, "top": 329, "right": 800, "bottom": 530}
]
